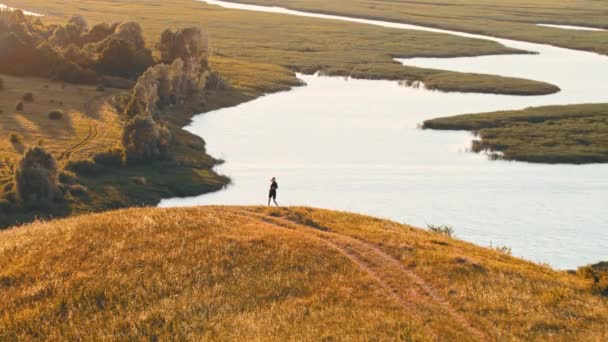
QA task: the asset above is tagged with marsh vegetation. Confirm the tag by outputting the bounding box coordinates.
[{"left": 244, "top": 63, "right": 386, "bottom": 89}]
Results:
[{"left": 424, "top": 103, "right": 608, "bottom": 164}]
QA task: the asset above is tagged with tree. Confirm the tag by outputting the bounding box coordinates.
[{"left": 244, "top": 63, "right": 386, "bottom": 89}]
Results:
[
  {"left": 14, "top": 146, "right": 60, "bottom": 208},
  {"left": 68, "top": 15, "right": 88, "bottom": 33},
  {"left": 157, "top": 27, "right": 208, "bottom": 65},
  {"left": 114, "top": 22, "right": 145, "bottom": 50},
  {"left": 96, "top": 37, "right": 154, "bottom": 79},
  {"left": 95, "top": 38, "right": 153, "bottom": 79},
  {"left": 121, "top": 114, "right": 171, "bottom": 163},
  {"left": 82, "top": 22, "right": 114, "bottom": 44}
]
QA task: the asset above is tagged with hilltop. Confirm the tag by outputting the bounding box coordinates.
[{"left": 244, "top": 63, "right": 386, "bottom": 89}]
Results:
[{"left": 1, "top": 206, "right": 607, "bottom": 340}]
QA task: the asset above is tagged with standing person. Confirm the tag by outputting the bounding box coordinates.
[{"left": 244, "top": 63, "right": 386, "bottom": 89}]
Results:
[{"left": 268, "top": 177, "right": 279, "bottom": 207}]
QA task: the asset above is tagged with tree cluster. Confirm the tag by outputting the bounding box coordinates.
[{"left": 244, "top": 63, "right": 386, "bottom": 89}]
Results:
[
  {"left": 0, "top": 10, "right": 153, "bottom": 85},
  {"left": 120, "top": 27, "right": 214, "bottom": 164}
]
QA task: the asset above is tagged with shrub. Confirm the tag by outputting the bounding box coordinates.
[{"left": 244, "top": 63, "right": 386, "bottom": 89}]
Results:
[
  {"left": 93, "top": 147, "right": 125, "bottom": 167},
  {"left": 15, "top": 101, "right": 23, "bottom": 111},
  {"left": 22, "top": 92, "right": 34, "bottom": 102},
  {"left": 68, "top": 184, "right": 88, "bottom": 198},
  {"left": 131, "top": 177, "right": 147, "bottom": 185},
  {"left": 3, "top": 182, "right": 14, "bottom": 193},
  {"left": 427, "top": 224, "right": 454, "bottom": 237},
  {"left": 58, "top": 170, "right": 77, "bottom": 185},
  {"left": 14, "top": 146, "right": 61, "bottom": 208},
  {"left": 96, "top": 84, "right": 105, "bottom": 92},
  {"left": 48, "top": 109, "right": 64, "bottom": 120},
  {"left": 577, "top": 266, "right": 608, "bottom": 296},
  {"left": 491, "top": 244, "right": 512, "bottom": 255},
  {"left": 9, "top": 132, "right": 22, "bottom": 144},
  {"left": 65, "top": 159, "right": 102, "bottom": 175}
]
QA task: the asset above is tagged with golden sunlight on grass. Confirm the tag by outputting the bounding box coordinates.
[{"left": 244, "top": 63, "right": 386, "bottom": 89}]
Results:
[
  {"left": 1, "top": 206, "right": 606, "bottom": 340},
  {"left": 0, "top": 74, "right": 122, "bottom": 163}
]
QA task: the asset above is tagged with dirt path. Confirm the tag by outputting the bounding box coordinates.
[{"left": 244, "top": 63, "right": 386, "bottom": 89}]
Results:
[
  {"left": 59, "top": 94, "right": 106, "bottom": 160},
  {"left": 230, "top": 208, "right": 487, "bottom": 341}
]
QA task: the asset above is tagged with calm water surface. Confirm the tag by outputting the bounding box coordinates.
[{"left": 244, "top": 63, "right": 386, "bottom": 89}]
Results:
[{"left": 161, "top": 0, "right": 608, "bottom": 269}]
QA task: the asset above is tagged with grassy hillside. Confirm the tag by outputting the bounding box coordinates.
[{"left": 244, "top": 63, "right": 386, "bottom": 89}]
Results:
[
  {"left": 4, "top": 0, "right": 559, "bottom": 95},
  {"left": 423, "top": 103, "right": 608, "bottom": 164},
  {"left": 232, "top": 0, "right": 608, "bottom": 55},
  {"left": 1, "top": 206, "right": 607, "bottom": 340}
]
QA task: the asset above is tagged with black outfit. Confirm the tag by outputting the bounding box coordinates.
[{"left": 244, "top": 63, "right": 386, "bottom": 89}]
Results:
[{"left": 269, "top": 181, "right": 278, "bottom": 199}]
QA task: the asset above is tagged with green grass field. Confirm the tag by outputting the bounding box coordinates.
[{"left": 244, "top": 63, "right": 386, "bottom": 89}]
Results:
[
  {"left": 4, "top": 0, "right": 559, "bottom": 95},
  {"left": 423, "top": 103, "right": 608, "bottom": 164},
  {"left": 232, "top": 0, "right": 608, "bottom": 55},
  {"left": 1, "top": 206, "right": 607, "bottom": 340}
]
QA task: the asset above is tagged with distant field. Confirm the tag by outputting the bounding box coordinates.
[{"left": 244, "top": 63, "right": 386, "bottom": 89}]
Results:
[
  {"left": 1, "top": 206, "right": 607, "bottom": 340},
  {"left": 230, "top": 0, "right": 608, "bottom": 55},
  {"left": 423, "top": 103, "right": 608, "bottom": 164},
  {"left": 4, "top": 0, "right": 559, "bottom": 95},
  {"left": 0, "top": 74, "right": 123, "bottom": 204},
  {"left": 0, "top": 74, "right": 121, "bottom": 163}
]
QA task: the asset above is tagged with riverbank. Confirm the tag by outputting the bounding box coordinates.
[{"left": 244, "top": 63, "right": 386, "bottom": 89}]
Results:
[
  {"left": 225, "top": 0, "right": 608, "bottom": 56},
  {"left": 423, "top": 103, "right": 608, "bottom": 164},
  {"left": 3, "top": 0, "right": 559, "bottom": 96}
]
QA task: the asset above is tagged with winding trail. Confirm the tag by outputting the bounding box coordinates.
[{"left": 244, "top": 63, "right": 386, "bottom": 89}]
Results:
[
  {"left": 59, "top": 94, "right": 106, "bottom": 160},
  {"left": 231, "top": 208, "right": 488, "bottom": 340}
]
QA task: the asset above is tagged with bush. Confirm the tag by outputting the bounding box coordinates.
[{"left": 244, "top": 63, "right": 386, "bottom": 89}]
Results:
[
  {"left": 22, "top": 92, "right": 34, "bottom": 102},
  {"left": 68, "top": 184, "right": 88, "bottom": 198},
  {"left": 14, "top": 146, "right": 61, "bottom": 208},
  {"left": 93, "top": 147, "right": 125, "bottom": 167},
  {"left": 9, "top": 132, "right": 22, "bottom": 144},
  {"left": 131, "top": 177, "right": 147, "bottom": 185},
  {"left": 58, "top": 170, "right": 77, "bottom": 185},
  {"left": 48, "top": 109, "right": 64, "bottom": 120},
  {"left": 3, "top": 182, "right": 14, "bottom": 193},
  {"left": 96, "top": 84, "right": 105, "bottom": 92},
  {"left": 15, "top": 101, "right": 23, "bottom": 111},
  {"left": 577, "top": 266, "right": 608, "bottom": 296},
  {"left": 427, "top": 224, "right": 454, "bottom": 237},
  {"left": 65, "top": 159, "right": 103, "bottom": 175}
]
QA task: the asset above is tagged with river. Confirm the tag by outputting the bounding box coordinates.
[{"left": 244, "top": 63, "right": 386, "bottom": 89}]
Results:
[{"left": 160, "top": 0, "right": 608, "bottom": 269}]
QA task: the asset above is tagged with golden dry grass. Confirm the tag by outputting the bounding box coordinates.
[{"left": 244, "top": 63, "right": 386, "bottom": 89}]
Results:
[
  {"left": 1, "top": 206, "right": 607, "bottom": 340},
  {"left": 0, "top": 74, "right": 122, "bottom": 163}
]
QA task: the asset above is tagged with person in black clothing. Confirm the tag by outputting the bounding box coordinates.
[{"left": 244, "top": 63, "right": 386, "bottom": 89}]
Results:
[{"left": 268, "top": 177, "right": 279, "bottom": 207}]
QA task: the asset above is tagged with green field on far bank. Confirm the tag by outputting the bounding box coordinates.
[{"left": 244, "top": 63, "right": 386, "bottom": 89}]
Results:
[
  {"left": 231, "top": 0, "right": 608, "bottom": 55},
  {"left": 424, "top": 103, "right": 608, "bottom": 164},
  {"left": 4, "top": 0, "right": 559, "bottom": 95}
]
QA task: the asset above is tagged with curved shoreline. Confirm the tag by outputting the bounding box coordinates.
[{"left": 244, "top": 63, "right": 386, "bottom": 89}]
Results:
[{"left": 158, "top": 1, "right": 608, "bottom": 269}]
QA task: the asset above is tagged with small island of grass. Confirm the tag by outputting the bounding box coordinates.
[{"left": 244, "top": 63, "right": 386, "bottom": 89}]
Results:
[{"left": 423, "top": 103, "right": 608, "bottom": 164}]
